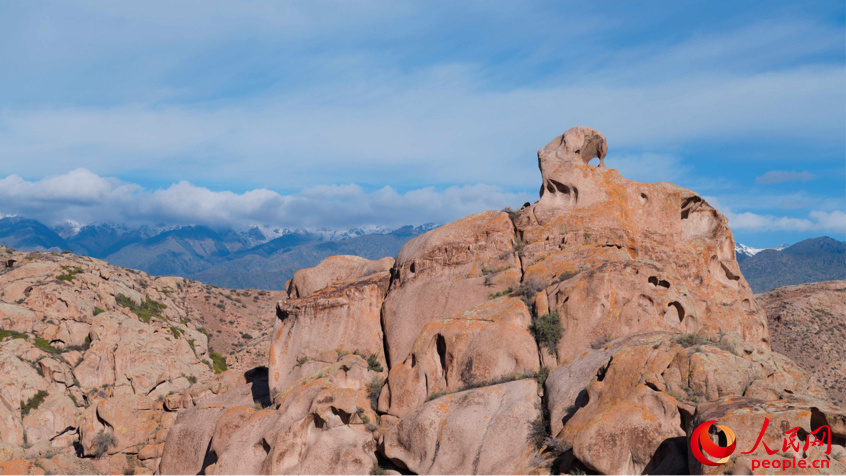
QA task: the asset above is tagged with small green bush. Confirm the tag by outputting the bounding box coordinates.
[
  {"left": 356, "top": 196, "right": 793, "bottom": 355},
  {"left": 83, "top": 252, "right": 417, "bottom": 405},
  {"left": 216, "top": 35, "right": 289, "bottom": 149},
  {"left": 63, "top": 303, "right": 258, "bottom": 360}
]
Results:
[
  {"left": 487, "top": 287, "right": 513, "bottom": 300},
  {"left": 91, "top": 431, "right": 117, "bottom": 458},
  {"left": 56, "top": 266, "right": 83, "bottom": 282},
  {"left": 295, "top": 356, "right": 309, "bottom": 367},
  {"left": 370, "top": 465, "right": 388, "bottom": 475},
  {"left": 356, "top": 407, "right": 370, "bottom": 425},
  {"left": 33, "top": 336, "right": 58, "bottom": 354},
  {"left": 93, "top": 306, "right": 105, "bottom": 316},
  {"left": 209, "top": 351, "right": 227, "bottom": 374},
  {"left": 367, "top": 353, "right": 384, "bottom": 372},
  {"left": 169, "top": 326, "right": 185, "bottom": 339},
  {"left": 115, "top": 294, "right": 167, "bottom": 323},
  {"left": 20, "top": 390, "right": 49, "bottom": 416},
  {"left": 536, "top": 366, "right": 550, "bottom": 390},
  {"left": 529, "top": 312, "right": 562, "bottom": 356},
  {"left": 368, "top": 377, "right": 384, "bottom": 409},
  {"left": 0, "top": 329, "right": 27, "bottom": 341}
]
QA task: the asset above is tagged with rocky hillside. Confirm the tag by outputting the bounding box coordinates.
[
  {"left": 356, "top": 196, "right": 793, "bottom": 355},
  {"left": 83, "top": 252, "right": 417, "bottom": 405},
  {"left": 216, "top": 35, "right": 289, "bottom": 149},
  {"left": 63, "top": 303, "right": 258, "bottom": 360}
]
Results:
[
  {"left": 148, "top": 127, "right": 841, "bottom": 475},
  {"left": 0, "top": 245, "right": 282, "bottom": 474},
  {"left": 757, "top": 280, "right": 846, "bottom": 407}
]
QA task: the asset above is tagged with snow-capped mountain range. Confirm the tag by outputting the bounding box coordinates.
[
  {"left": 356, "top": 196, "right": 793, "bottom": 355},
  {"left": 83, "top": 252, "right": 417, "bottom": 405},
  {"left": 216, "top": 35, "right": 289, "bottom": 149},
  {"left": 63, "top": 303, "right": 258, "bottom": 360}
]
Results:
[{"left": 735, "top": 243, "right": 789, "bottom": 258}]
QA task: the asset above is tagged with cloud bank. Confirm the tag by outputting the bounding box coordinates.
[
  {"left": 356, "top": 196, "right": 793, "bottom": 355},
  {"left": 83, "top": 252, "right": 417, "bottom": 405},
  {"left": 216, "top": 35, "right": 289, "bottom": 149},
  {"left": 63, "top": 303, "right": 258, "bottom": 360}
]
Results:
[{"left": 0, "top": 169, "right": 533, "bottom": 230}]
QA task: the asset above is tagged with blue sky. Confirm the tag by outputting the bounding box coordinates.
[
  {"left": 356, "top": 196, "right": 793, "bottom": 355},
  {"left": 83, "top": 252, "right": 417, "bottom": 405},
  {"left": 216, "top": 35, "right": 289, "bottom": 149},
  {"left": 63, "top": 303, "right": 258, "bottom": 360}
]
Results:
[{"left": 0, "top": 1, "right": 843, "bottom": 246}]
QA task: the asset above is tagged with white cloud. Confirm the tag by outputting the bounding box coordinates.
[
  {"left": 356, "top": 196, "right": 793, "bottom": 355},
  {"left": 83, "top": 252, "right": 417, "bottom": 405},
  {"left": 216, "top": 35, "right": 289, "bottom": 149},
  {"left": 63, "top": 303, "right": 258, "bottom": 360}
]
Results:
[
  {"left": 0, "top": 169, "right": 533, "bottom": 230},
  {"left": 726, "top": 209, "right": 846, "bottom": 233},
  {"left": 755, "top": 170, "right": 815, "bottom": 184}
]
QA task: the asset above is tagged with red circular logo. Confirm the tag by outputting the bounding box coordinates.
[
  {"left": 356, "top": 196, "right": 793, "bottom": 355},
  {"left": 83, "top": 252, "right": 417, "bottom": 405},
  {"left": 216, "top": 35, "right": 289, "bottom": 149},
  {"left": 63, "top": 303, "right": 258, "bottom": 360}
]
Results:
[{"left": 691, "top": 420, "right": 737, "bottom": 466}]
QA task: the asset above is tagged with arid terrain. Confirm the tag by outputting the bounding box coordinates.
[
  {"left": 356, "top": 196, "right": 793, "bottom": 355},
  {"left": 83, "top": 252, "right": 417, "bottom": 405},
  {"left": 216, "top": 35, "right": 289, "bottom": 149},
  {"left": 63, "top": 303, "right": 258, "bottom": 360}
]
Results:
[
  {"left": 0, "top": 127, "right": 843, "bottom": 475},
  {"left": 757, "top": 280, "right": 846, "bottom": 407}
]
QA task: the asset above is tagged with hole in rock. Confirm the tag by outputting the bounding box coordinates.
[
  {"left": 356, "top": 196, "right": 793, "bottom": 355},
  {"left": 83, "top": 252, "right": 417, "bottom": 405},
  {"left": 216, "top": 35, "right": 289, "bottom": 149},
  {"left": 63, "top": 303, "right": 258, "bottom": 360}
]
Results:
[
  {"left": 680, "top": 196, "right": 702, "bottom": 220},
  {"left": 436, "top": 334, "right": 448, "bottom": 381},
  {"left": 596, "top": 357, "right": 612, "bottom": 382},
  {"left": 667, "top": 302, "right": 685, "bottom": 323}
]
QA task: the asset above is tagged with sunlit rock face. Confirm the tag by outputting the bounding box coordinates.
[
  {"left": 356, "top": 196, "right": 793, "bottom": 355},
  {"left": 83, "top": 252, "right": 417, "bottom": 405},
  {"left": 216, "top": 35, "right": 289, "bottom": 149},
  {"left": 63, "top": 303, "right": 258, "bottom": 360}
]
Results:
[{"left": 152, "top": 126, "right": 846, "bottom": 476}]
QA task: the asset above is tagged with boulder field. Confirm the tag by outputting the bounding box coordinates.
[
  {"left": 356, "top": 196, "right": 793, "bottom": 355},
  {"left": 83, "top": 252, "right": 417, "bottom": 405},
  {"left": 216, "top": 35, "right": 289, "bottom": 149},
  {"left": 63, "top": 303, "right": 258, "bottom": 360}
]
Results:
[{"left": 1, "top": 126, "right": 843, "bottom": 475}]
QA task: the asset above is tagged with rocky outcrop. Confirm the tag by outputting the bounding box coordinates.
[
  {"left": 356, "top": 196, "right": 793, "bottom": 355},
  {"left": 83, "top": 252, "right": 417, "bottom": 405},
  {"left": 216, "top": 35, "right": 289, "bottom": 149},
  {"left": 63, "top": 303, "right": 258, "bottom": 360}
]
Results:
[
  {"left": 380, "top": 296, "right": 539, "bottom": 418},
  {"left": 513, "top": 127, "right": 768, "bottom": 368},
  {"left": 383, "top": 379, "right": 542, "bottom": 474},
  {"left": 269, "top": 270, "right": 390, "bottom": 397},
  {"left": 0, "top": 247, "right": 280, "bottom": 474},
  {"left": 548, "top": 330, "right": 826, "bottom": 474},
  {"left": 381, "top": 211, "right": 521, "bottom": 367},
  {"left": 286, "top": 255, "right": 394, "bottom": 299}
]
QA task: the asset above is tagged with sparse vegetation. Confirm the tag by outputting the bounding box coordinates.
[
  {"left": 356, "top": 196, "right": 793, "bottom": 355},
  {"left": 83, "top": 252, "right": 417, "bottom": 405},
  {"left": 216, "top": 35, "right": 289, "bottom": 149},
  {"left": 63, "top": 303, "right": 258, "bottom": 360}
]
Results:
[
  {"left": 56, "top": 266, "right": 83, "bottom": 282},
  {"left": 33, "top": 336, "right": 59, "bottom": 354},
  {"left": 169, "top": 326, "right": 185, "bottom": 339},
  {"left": 93, "top": 306, "right": 105, "bottom": 316},
  {"left": 536, "top": 366, "right": 550, "bottom": 390},
  {"left": 296, "top": 356, "right": 309, "bottom": 367},
  {"left": 488, "top": 287, "right": 513, "bottom": 300},
  {"left": 115, "top": 294, "right": 168, "bottom": 323},
  {"left": 514, "top": 278, "right": 547, "bottom": 308},
  {"left": 0, "top": 329, "right": 27, "bottom": 341},
  {"left": 529, "top": 312, "right": 562, "bottom": 356},
  {"left": 368, "top": 377, "right": 384, "bottom": 409},
  {"left": 65, "top": 335, "right": 92, "bottom": 352},
  {"left": 673, "top": 333, "right": 734, "bottom": 354},
  {"left": 370, "top": 465, "right": 388, "bottom": 475},
  {"left": 356, "top": 407, "right": 371, "bottom": 425},
  {"left": 209, "top": 351, "right": 227, "bottom": 374},
  {"left": 91, "top": 431, "right": 117, "bottom": 458},
  {"left": 20, "top": 390, "right": 49, "bottom": 416},
  {"left": 367, "top": 353, "right": 384, "bottom": 372}
]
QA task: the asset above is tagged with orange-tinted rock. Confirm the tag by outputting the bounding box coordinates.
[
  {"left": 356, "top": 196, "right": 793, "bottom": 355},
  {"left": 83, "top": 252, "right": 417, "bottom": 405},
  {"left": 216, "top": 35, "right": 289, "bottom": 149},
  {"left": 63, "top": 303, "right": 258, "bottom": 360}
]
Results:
[
  {"left": 511, "top": 127, "right": 768, "bottom": 367},
  {"left": 381, "top": 297, "right": 539, "bottom": 418},
  {"left": 269, "top": 272, "right": 390, "bottom": 397},
  {"left": 552, "top": 331, "right": 825, "bottom": 474},
  {"left": 287, "top": 255, "right": 394, "bottom": 298},
  {"left": 382, "top": 379, "right": 541, "bottom": 474},
  {"left": 381, "top": 211, "right": 520, "bottom": 367},
  {"left": 79, "top": 395, "right": 163, "bottom": 457}
]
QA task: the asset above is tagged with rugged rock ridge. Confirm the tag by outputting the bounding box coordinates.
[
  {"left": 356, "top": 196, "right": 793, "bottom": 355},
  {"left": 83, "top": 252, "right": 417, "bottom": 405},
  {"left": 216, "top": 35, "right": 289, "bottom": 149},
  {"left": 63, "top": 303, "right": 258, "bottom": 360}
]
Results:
[{"left": 156, "top": 126, "right": 844, "bottom": 474}]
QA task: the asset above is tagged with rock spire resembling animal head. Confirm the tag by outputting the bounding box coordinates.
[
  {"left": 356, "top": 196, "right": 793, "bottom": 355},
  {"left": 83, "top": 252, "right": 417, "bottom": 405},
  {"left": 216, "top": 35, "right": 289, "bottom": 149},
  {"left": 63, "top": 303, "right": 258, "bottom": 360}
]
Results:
[{"left": 538, "top": 126, "right": 608, "bottom": 168}]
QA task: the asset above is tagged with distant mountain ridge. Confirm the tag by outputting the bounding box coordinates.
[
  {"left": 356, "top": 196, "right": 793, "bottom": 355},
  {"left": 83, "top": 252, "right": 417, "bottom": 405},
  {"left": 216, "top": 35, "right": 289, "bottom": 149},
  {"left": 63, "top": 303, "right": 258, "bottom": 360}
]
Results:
[
  {"left": 737, "top": 236, "right": 846, "bottom": 293},
  {"left": 0, "top": 216, "right": 436, "bottom": 289}
]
